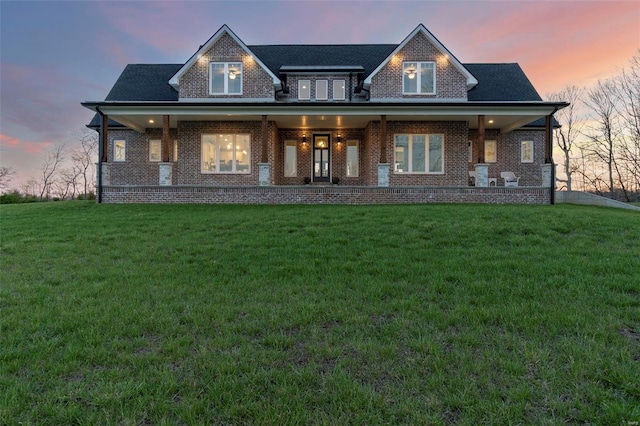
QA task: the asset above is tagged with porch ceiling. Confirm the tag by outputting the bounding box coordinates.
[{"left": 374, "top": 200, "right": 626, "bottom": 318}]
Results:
[{"left": 84, "top": 101, "right": 566, "bottom": 133}]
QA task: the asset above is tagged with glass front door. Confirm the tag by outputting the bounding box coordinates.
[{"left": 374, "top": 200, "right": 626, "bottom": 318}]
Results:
[{"left": 313, "top": 134, "right": 330, "bottom": 182}]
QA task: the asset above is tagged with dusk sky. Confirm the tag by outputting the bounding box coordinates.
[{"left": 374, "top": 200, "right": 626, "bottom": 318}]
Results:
[{"left": 1, "top": 0, "right": 638, "bottom": 189}]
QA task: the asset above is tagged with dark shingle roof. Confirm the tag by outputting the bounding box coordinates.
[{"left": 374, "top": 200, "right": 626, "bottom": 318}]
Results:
[
  {"left": 465, "top": 63, "right": 542, "bottom": 101},
  {"left": 248, "top": 44, "right": 397, "bottom": 80},
  {"left": 105, "top": 64, "right": 181, "bottom": 101},
  {"left": 88, "top": 47, "right": 546, "bottom": 128}
]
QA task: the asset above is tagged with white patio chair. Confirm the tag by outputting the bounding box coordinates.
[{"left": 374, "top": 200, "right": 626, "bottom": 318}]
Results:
[{"left": 501, "top": 171, "right": 521, "bottom": 187}]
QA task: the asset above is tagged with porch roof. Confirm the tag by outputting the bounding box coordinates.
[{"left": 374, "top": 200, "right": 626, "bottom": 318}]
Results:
[{"left": 83, "top": 100, "right": 567, "bottom": 134}]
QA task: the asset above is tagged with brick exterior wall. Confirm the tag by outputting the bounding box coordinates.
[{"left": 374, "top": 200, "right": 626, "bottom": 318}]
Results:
[
  {"left": 370, "top": 32, "right": 468, "bottom": 100},
  {"left": 469, "top": 129, "right": 547, "bottom": 186},
  {"left": 107, "top": 129, "right": 162, "bottom": 185},
  {"left": 101, "top": 185, "right": 551, "bottom": 205},
  {"left": 104, "top": 121, "right": 547, "bottom": 193},
  {"left": 179, "top": 33, "right": 274, "bottom": 100},
  {"left": 175, "top": 121, "right": 276, "bottom": 185},
  {"left": 388, "top": 121, "right": 469, "bottom": 186},
  {"left": 274, "top": 129, "right": 366, "bottom": 185}
]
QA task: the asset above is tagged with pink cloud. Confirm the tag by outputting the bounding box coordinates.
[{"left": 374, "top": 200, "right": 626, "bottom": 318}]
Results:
[
  {"left": 95, "top": 2, "right": 212, "bottom": 58},
  {"left": 442, "top": 1, "right": 639, "bottom": 94},
  {"left": 0, "top": 133, "right": 52, "bottom": 154}
]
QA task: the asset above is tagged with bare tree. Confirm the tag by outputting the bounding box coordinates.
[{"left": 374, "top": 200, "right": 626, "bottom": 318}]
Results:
[
  {"left": 548, "top": 85, "right": 585, "bottom": 191},
  {"left": 38, "top": 144, "right": 65, "bottom": 201},
  {"left": 583, "top": 79, "right": 623, "bottom": 199},
  {"left": 55, "top": 166, "right": 82, "bottom": 199},
  {"left": 0, "top": 166, "right": 16, "bottom": 192},
  {"left": 71, "top": 128, "right": 98, "bottom": 197},
  {"left": 613, "top": 51, "right": 640, "bottom": 200}
]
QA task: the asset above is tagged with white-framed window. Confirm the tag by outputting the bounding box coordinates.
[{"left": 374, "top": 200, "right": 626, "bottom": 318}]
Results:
[
  {"left": 298, "top": 80, "right": 310, "bottom": 100},
  {"left": 484, "top": 140, "right": 497, "bottom": 163},
  {"left": 403, "top": 62, "right": 435, "bottom": 95},
  {"left": 149, "top": 139, "right": 161, "bottom": 162},
  {"left": 521, "top": 140, "right": 534, "bottom": 163},
  {"left": 284, "top": 140, "right": 297, "bottom": 177},
  {"left": 468, "top": 140, "right": 473, "bottom": 163},
  {"left": 201, "top": 134, "right": 250, "bottom": 173},
  {"left": 394, "top": 134, "right": 443, "bottom": 173},
  {"left": 346, "top": 140, "right": 359, "bottom": 177},
  {"left": 114, "top": 140, "right": 126, "bottom": 162},
  {"left": 316, "top": 80, "right": 328, "bottom": 101},
  {"left": 333, "top": 80, "right": 345, "bottom": 101},
  {"left": 173, "top": 140, "right": 178, "bottom": 162},
  {"left": 209, "top": 62, "right": 242, "bottom": 95}
]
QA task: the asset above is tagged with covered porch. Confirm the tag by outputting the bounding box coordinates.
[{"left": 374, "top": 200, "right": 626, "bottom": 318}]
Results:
[{"left": 83, "top": 101, "right": 564, "bottom": 204}]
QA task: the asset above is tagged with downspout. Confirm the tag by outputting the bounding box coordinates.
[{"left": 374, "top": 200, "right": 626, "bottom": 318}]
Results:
[
  {"left": 548, "top": 106, "right": 559, "bottom": 205},
  {"left": 96, "top": 106, "right": 104, "bottom": 204}
]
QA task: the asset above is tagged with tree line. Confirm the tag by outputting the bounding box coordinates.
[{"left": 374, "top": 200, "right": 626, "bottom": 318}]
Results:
[
  {"left": 549, "top": 51, "right": 639, "bottom": 202},
  {"left": 0, "top": 129, "right": 97, "bottom": 203}
]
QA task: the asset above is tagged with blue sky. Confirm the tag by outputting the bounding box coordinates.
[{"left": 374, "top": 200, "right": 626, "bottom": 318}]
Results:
[{"left": 1, "top": 0, "right": 638, "bottom": 188}]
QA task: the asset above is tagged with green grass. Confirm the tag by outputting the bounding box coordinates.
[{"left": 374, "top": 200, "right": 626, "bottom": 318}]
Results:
[{"left": 1, "top": 202, "right": 639, "bottom": 425}]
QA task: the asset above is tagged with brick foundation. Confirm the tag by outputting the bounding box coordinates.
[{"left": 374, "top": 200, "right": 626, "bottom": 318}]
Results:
[{"left": 100, "top": 185, "right": 551, "bottom": 204}]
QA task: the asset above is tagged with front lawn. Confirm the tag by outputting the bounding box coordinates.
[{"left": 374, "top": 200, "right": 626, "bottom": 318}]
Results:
[{"left": 1, "top": 202, "right": 638, "bottom": 424}]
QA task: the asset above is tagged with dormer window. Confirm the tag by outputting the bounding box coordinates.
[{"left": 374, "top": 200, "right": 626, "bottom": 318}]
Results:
[
  {"left": 403, "top": 62, "right": 435, "bottom": 95},
  {"left": 210, "top": 62, "right": 242, "bottom": 95}
]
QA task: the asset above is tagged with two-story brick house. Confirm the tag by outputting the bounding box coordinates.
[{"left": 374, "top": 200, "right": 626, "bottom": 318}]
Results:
[{"left": 83, "top": 24, "right": 568, "bottom": 204}]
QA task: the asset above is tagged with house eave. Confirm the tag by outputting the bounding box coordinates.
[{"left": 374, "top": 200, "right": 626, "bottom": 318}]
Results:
[{"left": 82, "top": 100, "right": 567, "bottom": 133}]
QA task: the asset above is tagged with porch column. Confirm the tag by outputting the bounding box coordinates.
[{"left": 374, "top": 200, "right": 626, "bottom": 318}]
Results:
[
  {"left": 377, "top": 115, "right": 390, "bottom": 186},
  {"left": 545, "top": 114, "right": 556, "bottom": 204},
  {"left": 476, "top": 115, "right": 485, "bottom": 164},
  {"left": 101, "top": 114, "right": 109, "bottom": 162},
  {"left": 259, "top": 115, "right": 271, "bottom": 186},
  {"left": 379, "top": 115, "right": 387, "bottom": 163},
  {"left": 97, "top": 114, "right": 109, "bottom": 204},
  {"left": 159, "top": 114, "right": 173, "bottom": 186},
  {"left": 474, "top": 115, "right": 489, "bottom": 187}
]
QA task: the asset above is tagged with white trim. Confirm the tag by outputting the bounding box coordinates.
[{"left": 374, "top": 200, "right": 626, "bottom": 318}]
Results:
[
  {"left": 521, "top": 140, "right": 534, "bottom": 163},
  {"left": 484, "top": 140, "right": 497, "bottom": 163},
  {"left": 364, "top": 24, "right": 478, "bottom": 90},
  {"left": 201, "top": 133, "right": 251, "bottom": 174},
  {"left": 402, "top": 61, "right": 436, "bottom": 95},
  {"left": 168, "top": 24, "right": 280, "bottom": 91},
  {"left": 298, "top": 80, "right": 311, "bottom": 101},
  {"left": 346, "top": 140, "right": 359, "bottom": 177},
  {"left": 114, "top": 140, "right": 126, "bottom": 162},
  {"left": 394, "top": 133, "right": 444, "bottom": 174},
  {"left": 316, "top": 80, "right": 328, "bottom": 101},
  {"left": 209, "top": 62, "right": 243, "bottom": 95},
  {"left": 284, "top": 139, "right": 297, "bottom": 177},
  {"left": 149, "top": 139, "right": 161, "bottom": 162},
  {"left": 333, "top": 80, "right": 346, "bottom": 101}
]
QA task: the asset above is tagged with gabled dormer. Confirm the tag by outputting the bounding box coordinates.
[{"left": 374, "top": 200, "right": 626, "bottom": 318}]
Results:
[
  {"left": 169, "top": 25, "right": 281, "bottom": 101},
  {"left": 365, "top": 24, "right": 477, "bottom": 101}
]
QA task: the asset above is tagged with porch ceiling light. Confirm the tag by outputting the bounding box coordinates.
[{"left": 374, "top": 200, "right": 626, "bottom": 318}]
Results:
[
  {"left": 149, "top": 119, "right": 154, "bottom": 124},
  {"left": 488, "top": 119, "right": 494, "bottom": 124}
]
